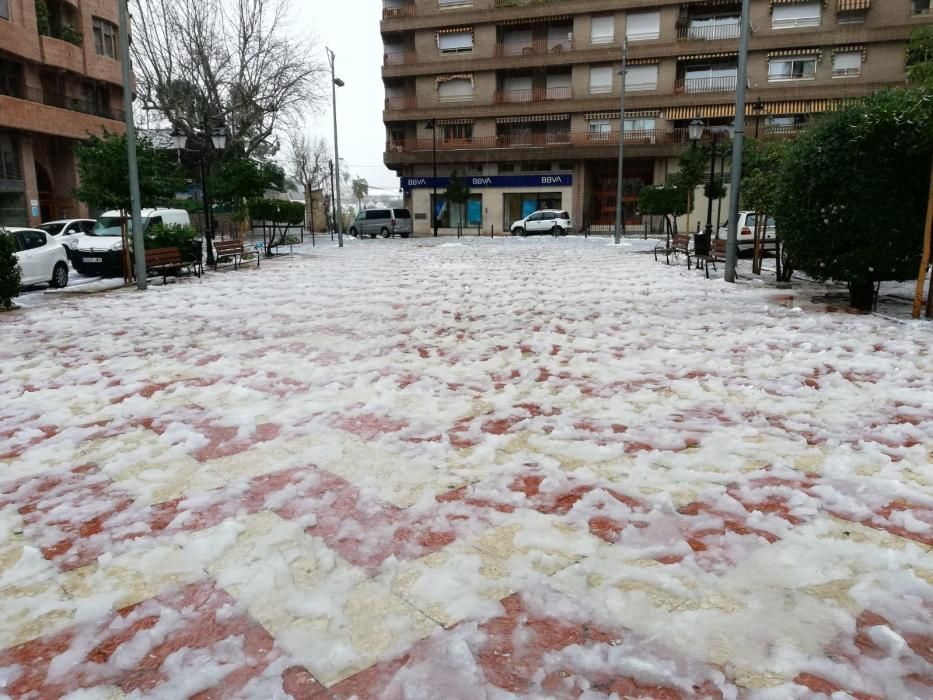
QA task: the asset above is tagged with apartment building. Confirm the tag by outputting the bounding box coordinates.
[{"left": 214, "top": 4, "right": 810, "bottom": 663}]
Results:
[
  {"left": 382, "top": 0, "right": 933, "bottom": 235},
  {"left": 1, "top": 0, "right": 126, "bottom": 227}
]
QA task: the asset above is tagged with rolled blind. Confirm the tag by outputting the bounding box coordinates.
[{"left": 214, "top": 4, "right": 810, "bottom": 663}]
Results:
[
  {"left": 626, "top": 12, "right": 660, "bottom": 40},
  {"left": 438, "top": 32, "right": 473, "bottom": 50},
  {"left": 832, "top": 52, "right": 861, "bottom": 71},
  {"left": 591, "top": 16, "right": 614, "bottom": 44},
  {"left": 438, "top": 79, "right": 473, "bottom": 100},
  {"left": 626, "top": 65, "right": 658, "bottom": 90},
  {"left": 590, "top": 66, "right": 613, "bottom": 92}
]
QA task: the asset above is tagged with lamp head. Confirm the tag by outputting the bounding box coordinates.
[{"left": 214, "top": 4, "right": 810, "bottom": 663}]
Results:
[
  {"left": 334, "top": 78, "right": 345, "bottom": 87},
  {"left": 688, "top": 119, "right": 705, "bottom": 142}
]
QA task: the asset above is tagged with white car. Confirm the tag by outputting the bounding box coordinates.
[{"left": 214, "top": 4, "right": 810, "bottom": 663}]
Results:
[
  {"left": 38, "top": 219, "right": 96, "bottom": 259},
  {"left": 74, "top": 208, "right": 192, "bottom": 277},
  {"left": 1, "top": 227, "right": 69, "bottom": 289},
  {"left": 718, "top": 212, "right": 776, "bottom": 253},
  {"left": 510, "top": 210, "right": 573, "bottom": 237}
]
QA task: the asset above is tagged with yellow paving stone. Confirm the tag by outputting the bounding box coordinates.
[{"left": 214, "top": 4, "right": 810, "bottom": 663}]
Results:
[{"left": 0, "top": 578, "right": 75, "bottom": 650}]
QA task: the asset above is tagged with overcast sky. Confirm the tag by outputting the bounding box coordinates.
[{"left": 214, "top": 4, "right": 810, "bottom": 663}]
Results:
[{"left": 294, "top": 1, "right": 399, "bottom": 196}]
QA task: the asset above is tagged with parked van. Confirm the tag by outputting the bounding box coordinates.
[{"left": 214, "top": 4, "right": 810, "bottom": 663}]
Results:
[
  {"left": 73, "top": 208, "right": 191, "bottom": 277},
  {"left": 348, "top": 208, "right": 413, "bottom": 239}
]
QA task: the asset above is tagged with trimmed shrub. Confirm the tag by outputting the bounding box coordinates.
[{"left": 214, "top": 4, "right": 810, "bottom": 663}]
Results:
[{"left": 0, "top": 233, "right": 22, "bottom": 309}]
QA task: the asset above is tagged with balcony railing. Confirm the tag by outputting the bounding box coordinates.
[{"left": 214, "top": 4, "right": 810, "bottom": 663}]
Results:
[
  {"left": 0, "top": 79, "right": 125, "bottom": 121},
  {"left": 382, "top": 3, "right": 415, "bottom": 19},
  {"left": 384, "top": 51, "right": 416, "bottom": 66},
  {"left": 495, "top": 38, "right": 573, "bottom": 57},
  {"left": 676, "top": 23, "right": 741, "bottom": 41},
  {"left": 493, "top": 86, "right": 572, "bottom": 103},
  {"left": 674, "top": 76, "right": 738, "bottom": 94},
  {"left": 385, "top": 95, "right": 417, "bottom": 110},
  {"left": 494, "top": 0, "right": 562, "bottom": 7}
]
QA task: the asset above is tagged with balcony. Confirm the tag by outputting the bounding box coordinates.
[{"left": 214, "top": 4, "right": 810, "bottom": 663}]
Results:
[
  {"left": 385, "top": 95, "right": 417, "bottom": 110},
  {"left": 493, "top": 86, "right": 571, "bottom": 104},
  {"left": 493, "top": 0, "right": 562, "bottom": 7},
  {"left": 0, "top": 78, "right": 125, "bottom": 121},
  {"left": 674, "top": 76, "right": 738, "bottom": 94},
  {"left": 387, "top": 129, "right": 696, "bottom": 153},
  {"left": 676, "top": 23, "right": 741, "bottom": 42},
  {"left": 382, "top": 2, "right": 414, "bottom": 19},
  {"left": 384, "top": 50, "right": 416, "bottom": 66},
  {"left": 494, "top": 37, "right": 573, "bottom": 57}
]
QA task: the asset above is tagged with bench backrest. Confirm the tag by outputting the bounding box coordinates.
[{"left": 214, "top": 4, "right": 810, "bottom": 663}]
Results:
[
  {"left": 711, "top": 239, "right": 727, "bottom": 257},
  {"left": 145, "top": 247, "right": 182, "bottom": 266},
  {"left": 215, "top": 241, "right": 245, "bottom": 255},
  {"left": 673, "top": 234, "right": 692, "bottom": 249}
]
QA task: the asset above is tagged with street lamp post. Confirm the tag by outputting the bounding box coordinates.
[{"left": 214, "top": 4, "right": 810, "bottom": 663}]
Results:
[
  {"left": 328, "top": 159, "right": 336, "bottom": 240},
  {"left": 704, "top": 130, "right": 721, "bottom": 244},
  {"left": 117, "top": 0, "right": 146, "bottom": 290},
  {"left": 752, "top": 98, "right": 764, "bottom": 139},
  {"left": 425, "top": 119, "right": 438, "bottom": 237},
  {"left": 172, "top": 127, "right": 226, "bottom": 266},
  {"left": 613, "top": 39, "right": 628, "bottom": 246},
  {"left": 327, "top": 48, "right": 345, "bottom": 248}
]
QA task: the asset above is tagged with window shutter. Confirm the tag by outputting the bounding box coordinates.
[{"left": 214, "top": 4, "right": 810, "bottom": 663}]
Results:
[
  {"left": 438, "top": 32, "right": 473, "bottom": 51},
  {"left": 590, "top": 66, "right": 613, "bottom": 93},
  {"left": 546, "top": 73, "right": 572, "bottom": 88},
  {"left": 832, "top": 52, "right": 862, "bottom": 71},
  {"left": 626, "top": 12, "right": 660, "bottom": 41},
  {"left": 438, "top": 79, "right": 474, "bottom": 101},
  {"left": 591, "top": 16, "right": 614, "bottom": 45},
  {"left": 625, "top": 65, "right": 658, "bottom": 91}
]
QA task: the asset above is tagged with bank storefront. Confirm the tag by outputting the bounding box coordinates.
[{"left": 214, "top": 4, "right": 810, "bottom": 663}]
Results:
[{"left": 402, "top": 174, "right": 573, "bottom": 235}]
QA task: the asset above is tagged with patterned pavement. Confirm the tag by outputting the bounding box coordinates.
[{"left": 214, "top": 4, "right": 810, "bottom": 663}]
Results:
[{"left": 1, "top": 237, "right": 931, "bottom": 699}]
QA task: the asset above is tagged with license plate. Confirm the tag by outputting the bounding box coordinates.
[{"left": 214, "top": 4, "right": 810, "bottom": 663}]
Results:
[{"left": 84, "top": 257, "right": 102, "bottom": 263}]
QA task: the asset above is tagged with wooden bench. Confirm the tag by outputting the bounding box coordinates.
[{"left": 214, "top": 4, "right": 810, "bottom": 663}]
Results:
[
  {"left": 695, "top": 238, "right": 728, "bottom": 278},
  {"left": 654, "top": 233, "right": 693, "bottom": 268},
  {"left": 144, "top": 247, "right": 201, "bottom": 283},
  {"left": 214, "top": 240, "right": 259, "bottom": 271}
]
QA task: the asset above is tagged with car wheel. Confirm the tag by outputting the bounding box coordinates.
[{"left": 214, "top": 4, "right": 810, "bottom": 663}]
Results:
[
  {"left": 401, "top": 232, "right": 410, "bottom": 238},
  {"left": 349, "top": 227, "right": 359, "bottom": 238},
  {"left": 515, "top": 227, "right": 525, "bottom": 237},
  {"left": 381, "top": 227, "right": 390, "bottom": 238},
  {"left": 49, "top": 262, "right": 69, "bottom": 289},
  {"left": 551, "top": 226, "right": 561, "bottom": 237}
]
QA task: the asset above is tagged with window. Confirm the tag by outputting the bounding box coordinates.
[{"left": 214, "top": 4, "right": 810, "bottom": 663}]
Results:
[
  {"left": 687, "top": 15, "right": 741, "bottom": 40},
  {"left": 912, "top": 0, "right": 931, "bottom": 14},
  {"left": 768, "top": 57, "right": 817, "bottom": 81},
  {"left": 624, "top": 118, "right": 656, "bottom": 132},
  {"left": 442, "top": 123, "right": 472, "bottom": 142},
  {"left": 437, "top": 31, "right": 473, "bottom": 53},
  {"left": 626, "top": 11, "right": 660, "bottom": 41},
  {"left": 20, "top": 231, "right": 46, "bottom": 250},
  {"left": 772, "top": 2, "right": 821, "bottom": 29},
  {"left": 437, "top": 77, "right": 473, "bottom": 102},
  {"left": 92, "top": 18, "right": 119, "bottom": 59},
  {"left": 0, "top": 0, "right": 9, "bottom": 21},
  {"left": 832, "top": 51, "right": 862, "bottom": 77},
  {"left": 625, "top": 64, "right": 658, "bottom": 91},
  {"left": 589, "top": 66, "right": 613, "bottom": 94},
  {"left": 588, "top": 120, "right": 611, "bottom": 140},
  {"left": 591, "top": 15, "right": 614, "bottom": 45},
  {"left": 684, "top": 64, "right": 738, "bottom": 92},
  {"left": 438, "top": 0, "right": 473, "bottom": 7},
  {"left": 499, "top": 164, "right": 515, "bottom": 173},
  {"left": 548, "top": 26, "right": 572, "bottom": 51},
  {"left": 0, "top": 136, "right": 22, "bottom": 181}
]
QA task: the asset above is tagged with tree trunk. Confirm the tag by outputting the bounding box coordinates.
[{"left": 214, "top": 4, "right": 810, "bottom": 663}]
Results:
[{"left": 849, "top": 281, "right": 875, "bottom": 312}]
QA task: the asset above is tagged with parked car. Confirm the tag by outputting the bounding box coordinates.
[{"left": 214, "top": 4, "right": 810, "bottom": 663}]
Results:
[
  {"left": 1, "top": 227, "right": 69, "bottom": 289},
  {"left": 38, "top": 219, "right": 96, "bottom": 259},
  {"left": 510, "top": 210, "right": 573, "bottom": 237},
  {"left": 348, "top": 208, "right": 413, "bottom": 239},
  {"left": 73, "top": 208, "right": 191, "bottom": 277},
  {"left": 717, "top": 212, "right": 776, "bottom": 254}
]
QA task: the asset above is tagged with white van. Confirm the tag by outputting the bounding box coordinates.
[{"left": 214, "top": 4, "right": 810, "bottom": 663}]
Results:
[{"left": 73, "top": 208, "right": 191, "bottom": 277}]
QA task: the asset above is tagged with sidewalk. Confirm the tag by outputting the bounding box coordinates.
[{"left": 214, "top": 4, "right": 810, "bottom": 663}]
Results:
[{"left": 1, "top": 237, "right": 930, "bottom": 698}]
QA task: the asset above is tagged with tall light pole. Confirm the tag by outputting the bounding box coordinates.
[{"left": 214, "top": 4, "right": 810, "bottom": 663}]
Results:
[
  {"left": 724, "top": 0, "right": 752, "bottom": 283},
  {"left": 117, "top": 0, "right": 145, "bottom": 290},
  {"left": 703, "top": 129, "right": 721, "bottom": 248},
  {"left": 613, "top": 39, "right": 628, "bottom": 246},
  {"left": 327, "top": 48, "right": 345, "bottom": 248},
  {"left": 425, "top": 119, "right": 438, "bottom": 237}
]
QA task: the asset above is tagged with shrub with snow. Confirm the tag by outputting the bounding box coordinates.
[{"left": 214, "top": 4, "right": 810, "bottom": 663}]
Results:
[{"left": 0, "top": 232, "right": 22, "bottom": 309}]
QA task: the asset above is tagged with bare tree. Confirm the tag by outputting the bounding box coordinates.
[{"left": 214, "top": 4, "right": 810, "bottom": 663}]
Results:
[
  {"left": 287, "top": 129, "right": 331, "bottom": 232},
  {"left": 132, "top": 0, "right": 325, "bottom": 159}
]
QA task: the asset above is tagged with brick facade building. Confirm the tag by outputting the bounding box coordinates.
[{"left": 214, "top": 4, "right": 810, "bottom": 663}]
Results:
[
  {"left": 382, "top": 0, "right": 932, "bottom": 235},
  {"left": 1, "top": 0, "right": 126, "bottom": 227}
]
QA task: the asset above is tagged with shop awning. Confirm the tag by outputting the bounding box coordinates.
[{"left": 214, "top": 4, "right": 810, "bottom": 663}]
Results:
[
  {"left": 436, "top": 118, "right": 474, "bottom": 125},
  {"left": 837, "top": 0, "right": 870, "bottom": 10},
  {"left": 499, "top": 14, "right": 572, "bottom": 26},
  {"left": 496, "top": 114, "right": 570, "bottom": 124},
  {"left": 677, "top": 51, "right": 738, "bottom": 62}
]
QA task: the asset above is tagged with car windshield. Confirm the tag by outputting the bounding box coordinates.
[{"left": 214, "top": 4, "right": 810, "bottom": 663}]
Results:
[
  {"left": 38, "top": 223, "right": 64, "bottom": 236},
  {"left": 94, "top": 216, "right": 138, "bottom": 237}
]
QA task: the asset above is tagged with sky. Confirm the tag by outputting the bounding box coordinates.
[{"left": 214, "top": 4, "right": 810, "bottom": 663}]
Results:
[{"left": 293, "top": 0, "right": 399, "bottom": 199}]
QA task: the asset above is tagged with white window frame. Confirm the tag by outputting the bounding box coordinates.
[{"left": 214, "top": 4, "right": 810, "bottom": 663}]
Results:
[
  {"left": 626, "top": 11, "right": 660, "bottom": 41},
  {"left": 437, "top": 0, "right": 473, "bottom": 8},
  {"left": 591, "top": 15, "right": 615, "bottom": 45},
  {"left": 771, "top": 2, "right": 821, "bottom": 29},
  {"left": 624, "top": 118, "right": 656, "bottom": 132},
  {"left": 832, "top": 51, "right": 862, "bottom": 78},
  {"left": 768, "top": 57, "right": 818, "bottom": 82},
  {"left": 589, "top": 66, "right": 613, "bottom": 94},
  {"left": 625, "top": 64, "right": 658, "bottom": 92},
  {"left": 912, "top": 0, "right": 931, "bottom": 15},
  {"left": 588, "top": 120, "right": 611, "bottom": 141},
  {"left": 438, "top": 31, "right": 473, "bottom": 53}
]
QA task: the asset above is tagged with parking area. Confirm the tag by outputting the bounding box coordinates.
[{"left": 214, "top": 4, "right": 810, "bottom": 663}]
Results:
[{"left": 1, "top": 237, "right": 931, "bottom": 698}]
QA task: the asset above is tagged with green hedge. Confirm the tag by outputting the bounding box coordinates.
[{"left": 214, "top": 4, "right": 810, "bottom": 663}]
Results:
[{"left": 0, "top": 233, "right": 22, "bottom": 309}]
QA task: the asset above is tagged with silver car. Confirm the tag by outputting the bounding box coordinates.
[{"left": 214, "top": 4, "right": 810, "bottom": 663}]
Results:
[{"left": 349, "top": 208, "right": 413, "bottom": 239}]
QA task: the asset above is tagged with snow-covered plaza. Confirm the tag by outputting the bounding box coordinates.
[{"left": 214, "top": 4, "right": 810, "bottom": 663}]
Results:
[{"left": 1, "top": 237, "right": 931, "bottom": 699}]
